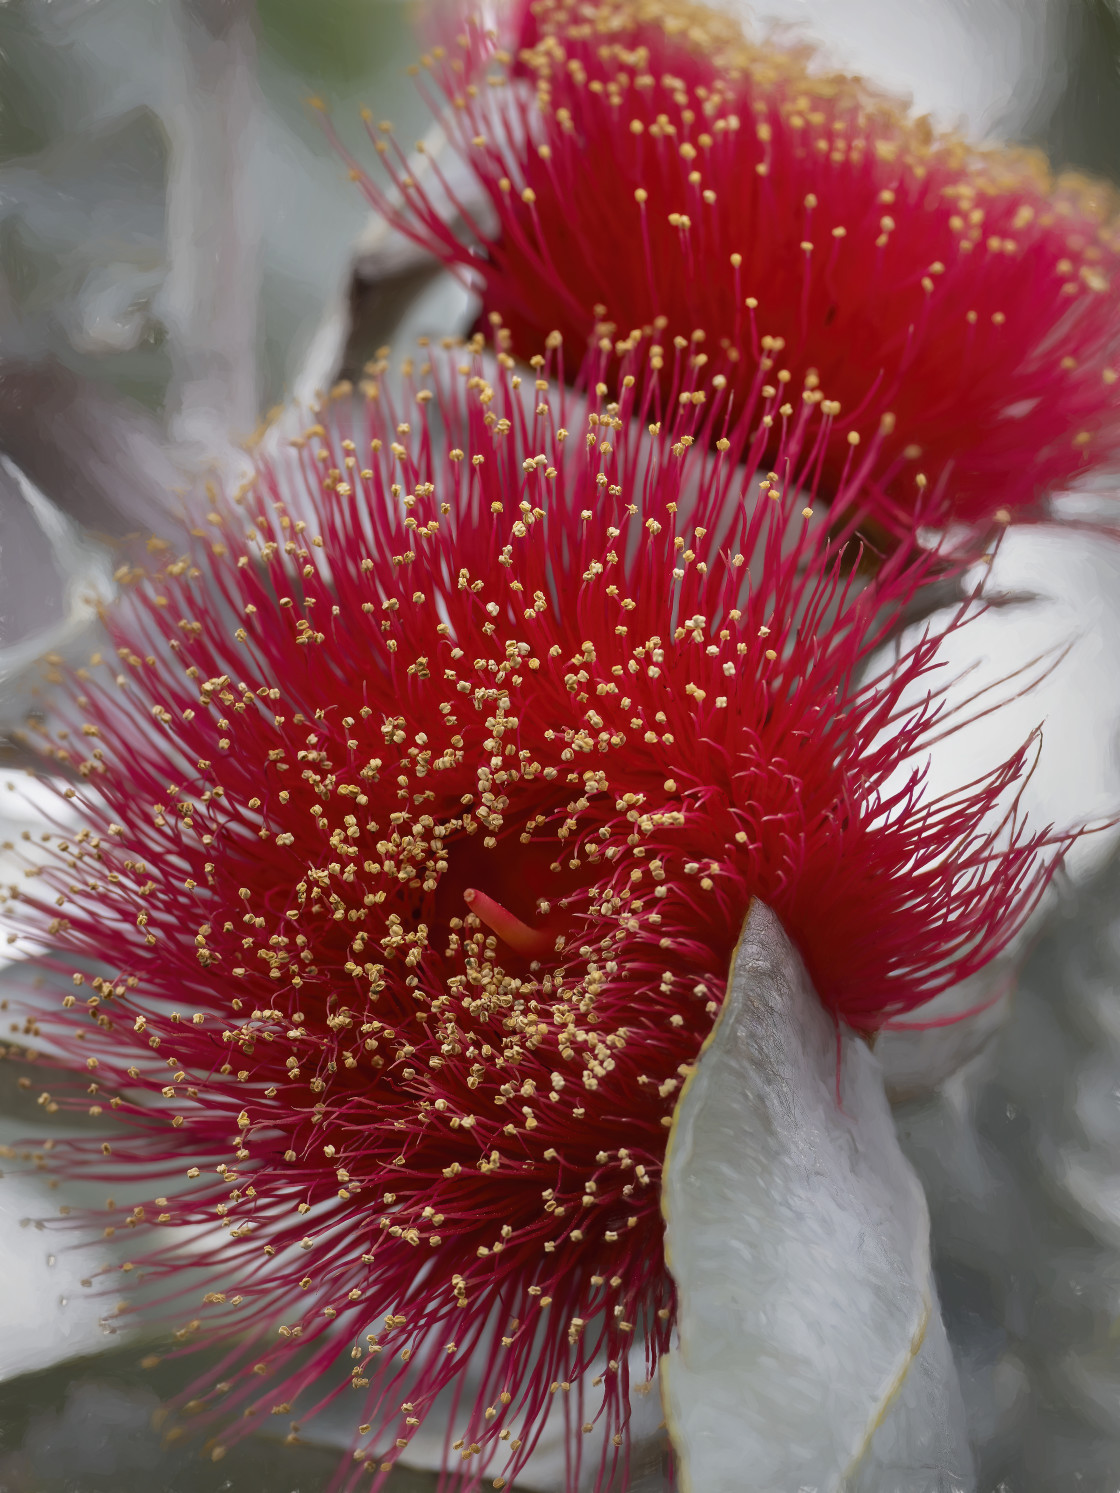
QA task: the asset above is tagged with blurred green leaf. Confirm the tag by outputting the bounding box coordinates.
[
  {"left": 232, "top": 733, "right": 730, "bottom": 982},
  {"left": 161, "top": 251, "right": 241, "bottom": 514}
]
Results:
[{"left": 258, "top": 0, "right": 417, "bottom": 85}]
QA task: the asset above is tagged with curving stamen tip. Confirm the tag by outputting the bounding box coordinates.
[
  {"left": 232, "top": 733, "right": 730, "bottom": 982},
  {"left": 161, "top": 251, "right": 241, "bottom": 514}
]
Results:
[{"left": 463, "top": 887, "right": 553, "bottom": 959}]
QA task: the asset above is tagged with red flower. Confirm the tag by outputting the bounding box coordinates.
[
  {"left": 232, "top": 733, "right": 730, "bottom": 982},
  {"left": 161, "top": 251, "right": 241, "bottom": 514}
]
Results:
[
  {"left": 347, "top": 0, "right": 1120, "bottom": 539},
  {"left": 13, "top": 346, "right": 1058, "bottom": 1490}
]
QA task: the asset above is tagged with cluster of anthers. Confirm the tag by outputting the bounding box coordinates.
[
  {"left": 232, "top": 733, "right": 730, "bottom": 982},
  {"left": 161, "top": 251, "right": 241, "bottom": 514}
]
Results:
[
  {"left": 339, "top": 0, "right": 1120, "bottom": 537},
  {"left": 3, "top": 334, "right": 1060, "bottom": 1488}
]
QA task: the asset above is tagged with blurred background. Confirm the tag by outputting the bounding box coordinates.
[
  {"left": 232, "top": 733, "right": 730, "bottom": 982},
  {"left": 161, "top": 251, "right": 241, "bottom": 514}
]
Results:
[{"left": 3, "top": 1, "right": 1120, "bottom": 1489}]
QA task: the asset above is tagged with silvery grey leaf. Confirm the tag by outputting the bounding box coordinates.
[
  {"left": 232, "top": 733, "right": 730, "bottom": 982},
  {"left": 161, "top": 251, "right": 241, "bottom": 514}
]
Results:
[
  {"left": 0, "top": 105, "right": 167, "bottom": 366},
  {"left": 0, "top": 1175, "right": 106, "bottom": 1384},
  {"left": 157, "top": 0, "right": 260, "bottom": 455},
  {"left": 0, "top": 358, "right": 183, "bottom": 535},
  {"left": 876, "top": 525, "right": 1120, "bottom": 890},
  {"left": 0, "top": 458, "right": 113, "bottom": 731},
  {"left": 878, "top": 960, "right": 1017, "bottom": 1105},
  {"left": 744, "top": 0, "right": 1064, "bottom": 137},
  {"left": 661, "top": 902, "right": 972, "bottom": 1493}
]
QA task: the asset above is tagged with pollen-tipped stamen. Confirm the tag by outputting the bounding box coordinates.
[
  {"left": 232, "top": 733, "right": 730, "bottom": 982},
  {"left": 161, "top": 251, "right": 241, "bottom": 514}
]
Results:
[
  {"left": 4, "top": 338, "right": 1073, "bottom": 1493},
  {"left": 343, "top": 0, "right": 1120, "bottom": 538}
]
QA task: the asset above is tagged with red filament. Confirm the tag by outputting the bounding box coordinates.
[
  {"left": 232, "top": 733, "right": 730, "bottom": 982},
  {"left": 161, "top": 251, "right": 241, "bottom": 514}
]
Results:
[{"left": 6, "top": 344, "right": 1069, "bottom": 1492}]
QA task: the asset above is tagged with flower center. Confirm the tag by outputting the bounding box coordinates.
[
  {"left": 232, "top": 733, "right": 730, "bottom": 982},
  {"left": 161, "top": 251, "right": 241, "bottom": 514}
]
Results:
[
  {"left": 419, "top": 800, "right": 589, "bottom": 974},
  {"left": 462, "top": 886, "right": 553, "bottom": 959}
]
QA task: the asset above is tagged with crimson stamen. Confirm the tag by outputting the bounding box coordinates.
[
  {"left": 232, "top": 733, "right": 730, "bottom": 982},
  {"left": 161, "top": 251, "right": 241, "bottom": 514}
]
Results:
[
  {"left": 341, "top": 0, "right": 1120, "bottom": 541},
  {"left": 3, "top": 341, "right": 1071, "bottom": 1493}
]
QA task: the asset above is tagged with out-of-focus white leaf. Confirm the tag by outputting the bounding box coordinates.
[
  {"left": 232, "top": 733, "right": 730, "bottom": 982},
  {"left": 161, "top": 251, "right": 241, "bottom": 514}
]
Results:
[
  {"left": 747, "top": 0, "right": 1063, "bottom": 137},
  {"left": 0, "top": 458, "right": 114, "bottom": 730},
  {"left": 661, "top": 901, "right": 973, "bottom": 1493},
  {"left": 0, "top": 359, "right": 186, "bottom": 535},
  {"left": 880, "top": 525, "right": 1120, "bottom": 889},
  {"left": 0, "top": 466, "right": 69, "bottom": 645},
  {"left": 0, "top": 1174, "right": 107, "bottom": 1382},
  {"left": 868, "top": 520, "right": 1120, "bottom": 1100},
  {"left": 889, "top": 839, "right": 1120, "bottom": 1483},
  {"left": 878, "top": 960, "right": 1017, "bottom": 1104},
  {"left": 0, "top": 770, "right": 77, "bottom": 902},
  {"left": 158, "top": 0, "right": 260, "bottom": 459},
  {"left": 0, "top": 106, "right": 166, "bottom": 364}
]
